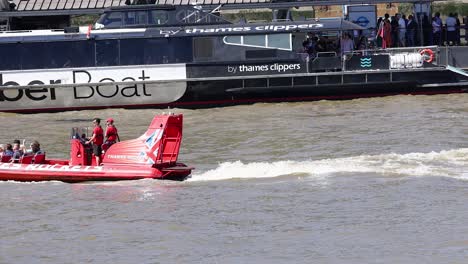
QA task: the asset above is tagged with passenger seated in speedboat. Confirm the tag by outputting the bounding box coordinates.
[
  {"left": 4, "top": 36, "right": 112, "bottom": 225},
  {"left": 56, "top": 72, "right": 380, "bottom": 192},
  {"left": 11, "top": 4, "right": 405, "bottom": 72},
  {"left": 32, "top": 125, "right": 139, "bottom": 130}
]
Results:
[
  {"left": 1, "top": 144, "right": 14, "bottom": 162},
  {"left": 12, "top": 139, "right": 24, "bottom": 161},
  {"left": 0, "top": 144, "right": 5, "bottom": 159},
  {"left": 4, "top": 144, "right": 14, "bottom": 156},
  {"left": 25, "top": 140, "right": 44, "bottom": 155}
]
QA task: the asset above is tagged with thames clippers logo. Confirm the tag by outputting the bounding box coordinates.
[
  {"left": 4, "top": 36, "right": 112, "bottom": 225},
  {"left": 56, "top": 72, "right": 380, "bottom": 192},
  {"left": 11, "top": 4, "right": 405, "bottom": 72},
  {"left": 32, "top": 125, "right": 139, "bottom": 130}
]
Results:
[
  {"left": 140, "top": 129, "right": 163, "bottom": 164},
  {"left": 227, "top": 63, "right": 301, "bottom": 74},
  {"left": 160, "top": 23, "right": 324, "bottom": 36}
]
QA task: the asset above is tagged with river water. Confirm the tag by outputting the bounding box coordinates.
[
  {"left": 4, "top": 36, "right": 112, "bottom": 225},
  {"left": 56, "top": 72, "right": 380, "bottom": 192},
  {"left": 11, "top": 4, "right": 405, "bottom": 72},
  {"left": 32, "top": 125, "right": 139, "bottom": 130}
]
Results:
[{"left": 1, "top": 94, "right": 468, "bottom": 263}]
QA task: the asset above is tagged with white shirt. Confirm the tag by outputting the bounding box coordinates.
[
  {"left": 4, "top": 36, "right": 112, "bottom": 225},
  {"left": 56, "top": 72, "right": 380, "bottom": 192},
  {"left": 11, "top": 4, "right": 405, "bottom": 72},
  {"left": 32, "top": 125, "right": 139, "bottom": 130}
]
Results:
[
  {"left": 341, "top": 38, "right": 354, "bottom": 54},
  {"left": 398, "top": 18, "right": 406, "bottom": 31},
  {"left": 432, "top": 20, "right": 441, "bottom": 33},
  {"left": 446, "top": 16, "right": 456, "bottom": 31}
]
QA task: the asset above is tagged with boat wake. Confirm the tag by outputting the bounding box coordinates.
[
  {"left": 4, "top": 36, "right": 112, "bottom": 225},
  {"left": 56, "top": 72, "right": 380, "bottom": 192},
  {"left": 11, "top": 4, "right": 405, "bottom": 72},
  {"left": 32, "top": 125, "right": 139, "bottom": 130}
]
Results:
[{"left": 189, "top": 148, "right": 468, "bottom": 182}]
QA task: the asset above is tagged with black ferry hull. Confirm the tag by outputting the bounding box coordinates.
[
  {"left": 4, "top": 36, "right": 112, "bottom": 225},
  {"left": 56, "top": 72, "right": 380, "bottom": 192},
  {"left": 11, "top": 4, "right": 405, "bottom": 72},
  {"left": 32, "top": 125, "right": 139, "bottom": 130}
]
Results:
[{"left": 0, "top": 62, "right": 466, "bottom": 113}]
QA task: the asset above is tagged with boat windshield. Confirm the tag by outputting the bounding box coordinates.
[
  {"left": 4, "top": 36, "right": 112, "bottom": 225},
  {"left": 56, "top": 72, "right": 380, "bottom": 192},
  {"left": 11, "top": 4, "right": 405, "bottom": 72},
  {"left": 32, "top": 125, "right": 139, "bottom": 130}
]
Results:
[{"left": 71, "top": 127, "right": 90, "bottom": 141}]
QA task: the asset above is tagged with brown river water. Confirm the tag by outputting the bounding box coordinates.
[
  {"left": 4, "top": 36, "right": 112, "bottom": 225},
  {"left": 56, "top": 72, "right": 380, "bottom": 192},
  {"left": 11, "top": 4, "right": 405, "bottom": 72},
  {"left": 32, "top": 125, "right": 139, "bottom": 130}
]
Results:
[{"left": 1, "top": 94, "right": 468, "bottom": 263}]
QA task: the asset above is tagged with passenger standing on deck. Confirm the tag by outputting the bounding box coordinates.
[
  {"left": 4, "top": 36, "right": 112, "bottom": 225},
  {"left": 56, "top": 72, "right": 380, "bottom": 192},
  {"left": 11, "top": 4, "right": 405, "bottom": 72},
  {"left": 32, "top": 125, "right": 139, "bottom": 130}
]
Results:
[
  {"left": 422, "top": 14, "right": 432, "bottom": 45},
  {"left": 391, "top": 14, "right": 399, "bottom": 47},
  {"left": 86, "top": 118, "right": 104, "bottom": 166},
  {"left": 340, "top": 33, "right": 354, "bottom": 56},
  {"left": 398, "top": 14, "right": 407, "bottom": 47},
  {"left": 445, "top": 13, "right": 457, "bottom": 46},
  {"left": 406, "top": 15, "right": 417, "bottom": 47},
  {"left": 103, "top": 118, "right": 120, "bottom": 152},
  {"left": 383, "top": 14, "right": 393, "bottom": 48},
  {"left": 454, "top": 13, "right": 461, "bottom": 45},
  {"left": 432, "top": 13, "right": 442, "bottom": 46},
  {"left": 465, "top": 16, "right": 468, "bottom": 42}
]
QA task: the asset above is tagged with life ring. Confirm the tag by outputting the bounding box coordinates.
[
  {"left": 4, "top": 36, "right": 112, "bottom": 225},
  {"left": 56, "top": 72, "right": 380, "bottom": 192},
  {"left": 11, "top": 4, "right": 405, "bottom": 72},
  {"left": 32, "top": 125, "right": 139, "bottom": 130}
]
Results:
[{"left": 419, "top": 49, "right": 434, "bottom": 63}]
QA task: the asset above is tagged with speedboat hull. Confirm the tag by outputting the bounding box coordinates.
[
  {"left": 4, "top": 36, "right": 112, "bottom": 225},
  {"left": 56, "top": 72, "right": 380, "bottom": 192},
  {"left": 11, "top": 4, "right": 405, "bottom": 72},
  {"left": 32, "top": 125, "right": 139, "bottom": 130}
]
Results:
[
  {"left": 0, "top": 162, "right": 191, "bottom": 183},
  {"left": 0, "top": 113, "right": 193, "bottom": 183}
]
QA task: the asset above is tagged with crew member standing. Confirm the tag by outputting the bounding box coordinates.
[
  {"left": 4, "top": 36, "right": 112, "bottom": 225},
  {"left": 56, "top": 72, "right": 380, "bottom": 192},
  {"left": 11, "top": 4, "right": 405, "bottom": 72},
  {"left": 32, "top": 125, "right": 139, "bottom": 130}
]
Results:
[
  {"left": 86, "top": 118, "right": 104, "bottom": 166},
  {"left": 103, "top": 118, "right": 120, "bottom": 151}
]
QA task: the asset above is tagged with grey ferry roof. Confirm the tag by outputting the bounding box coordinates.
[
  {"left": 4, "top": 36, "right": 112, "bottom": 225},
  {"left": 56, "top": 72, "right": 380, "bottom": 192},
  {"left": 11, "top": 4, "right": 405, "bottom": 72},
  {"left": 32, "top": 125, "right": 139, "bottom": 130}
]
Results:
[
  {"left": 0, "top": 17, "right": 364, "bottom": 42},
  {"left": 6, "top": 0, "right": 432, "bottom": 12},
  {"left": 10, "top": 0, "right": 125, "bottom": 11}
]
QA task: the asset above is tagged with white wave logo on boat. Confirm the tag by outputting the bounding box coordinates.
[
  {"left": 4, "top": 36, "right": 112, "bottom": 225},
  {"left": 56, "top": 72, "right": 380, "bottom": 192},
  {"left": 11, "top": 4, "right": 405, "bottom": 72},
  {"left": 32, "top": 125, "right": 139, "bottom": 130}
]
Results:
[
  {"left": 360, "top": 57, "right": 372, "bottom": 68},
  {"left": 189, "top": 148, "right": 468, "bottom": 181}
]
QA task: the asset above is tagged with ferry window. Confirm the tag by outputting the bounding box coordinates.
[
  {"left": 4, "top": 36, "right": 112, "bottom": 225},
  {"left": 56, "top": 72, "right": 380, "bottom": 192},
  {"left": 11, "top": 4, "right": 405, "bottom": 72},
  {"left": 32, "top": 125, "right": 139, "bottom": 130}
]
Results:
[
  {"left": 43, "top": 42, "right": 76, "bottom": 68},
  {"left": 246, "top": 49, "right": 277, "bottom": 59},
  {"left": 69, "top": 41, "right": 95, "bottom": 68},
  {"left": 135, "top": 11, "right": 148, "bottom": 25},
  {"left": 0, "top": 43, "right": 21, "bottom": 70},
  {"left": 224, "top": 36, "right": 241, "bottom": 45},
  {"left": 244, "top": 35, "right": 265, "bottom": 46},
  {"left": 193, "top": 37, "right": 213, "bottom": 59},
  {"left": 144, "top": 38, "right": 170, "bottom": 64},
  {"left": 267, "top": 34, "right": 291, "bottom": 50},
  {"left": 96, "top": 40, "right": 119, "bottom": 66},
  {"left": 21, "top": 42, "right": 46, "bottom": 69},
  {"left": 151, "top": 10, "right": 168, "bottom": 25},
  {"left": 124, "top": 11, "right": 136, "bottom": 25},
  {"left": 245, "top": 78, "right": 267, "bottom": 88},
  {"left": 42, "top": 41, "right": 94, "bottom": 68},
  {"left": 223, "top": 34, "right": 291, "bottom": 51},
  {"left": 269, "top": 77, "right": 292, "bottom": 87},
  {"left": 102, "top": 12, "right": 123, "bottom": 28},
  {"left": 176, "top": 10, "right": 206, "bottom": 24},
  {"left": 120, "top": 39, "right": 145, "bottom": 65},
  {"left": 170, "top": 38, "right": 193, "bottom": 63}
]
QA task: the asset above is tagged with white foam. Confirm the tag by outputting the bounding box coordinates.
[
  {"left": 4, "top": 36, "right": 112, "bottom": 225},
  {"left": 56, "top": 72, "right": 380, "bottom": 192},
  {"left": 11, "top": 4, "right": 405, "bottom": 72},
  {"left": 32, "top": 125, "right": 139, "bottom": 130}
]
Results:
[
  {"left": 0, "top": 180, "right": 64, "bottom": 185},
  {"left": 189, "top": 148, "right": 468, "bottom": 182}
]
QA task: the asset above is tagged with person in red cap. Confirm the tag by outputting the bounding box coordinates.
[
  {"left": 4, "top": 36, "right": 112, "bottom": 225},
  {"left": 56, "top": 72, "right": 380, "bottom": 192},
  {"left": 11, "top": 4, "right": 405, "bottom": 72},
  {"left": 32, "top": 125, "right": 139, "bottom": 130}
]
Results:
[{"left": 102, "top": 117, "right": 120, "bottom": 152}]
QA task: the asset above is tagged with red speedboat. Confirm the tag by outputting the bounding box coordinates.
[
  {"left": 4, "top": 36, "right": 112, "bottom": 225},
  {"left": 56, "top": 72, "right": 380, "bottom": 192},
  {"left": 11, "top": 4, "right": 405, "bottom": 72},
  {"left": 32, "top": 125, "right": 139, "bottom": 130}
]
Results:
[{"left": 0, "top": 113, "right": 193, "bottom": 183}]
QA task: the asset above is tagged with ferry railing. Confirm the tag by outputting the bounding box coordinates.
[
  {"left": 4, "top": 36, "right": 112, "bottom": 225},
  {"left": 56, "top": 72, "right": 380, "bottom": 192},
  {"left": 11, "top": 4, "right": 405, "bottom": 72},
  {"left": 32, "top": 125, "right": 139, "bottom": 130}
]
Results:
[
  {"left": 343, "top": 45, "right": 441, "bottom": 68},
  {"left": 272, "top": 18, "right": 292, "bottom": 22},
  {"left": 349, "top": 46, "right": 438, "bottom": 56},
  {"left": 317, "top": 52, "right": 337, "bottom": 57}
]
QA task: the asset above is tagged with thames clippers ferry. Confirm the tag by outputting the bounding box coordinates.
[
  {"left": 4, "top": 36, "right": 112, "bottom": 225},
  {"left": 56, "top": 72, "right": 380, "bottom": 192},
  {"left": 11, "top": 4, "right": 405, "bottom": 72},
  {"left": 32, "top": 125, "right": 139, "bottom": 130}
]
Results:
[
  {"left": 0, "top": 113, "right": 193, "bottom": 182},
  {"left": 0, "top": 1, "right": 467, "bottom": 113}
]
